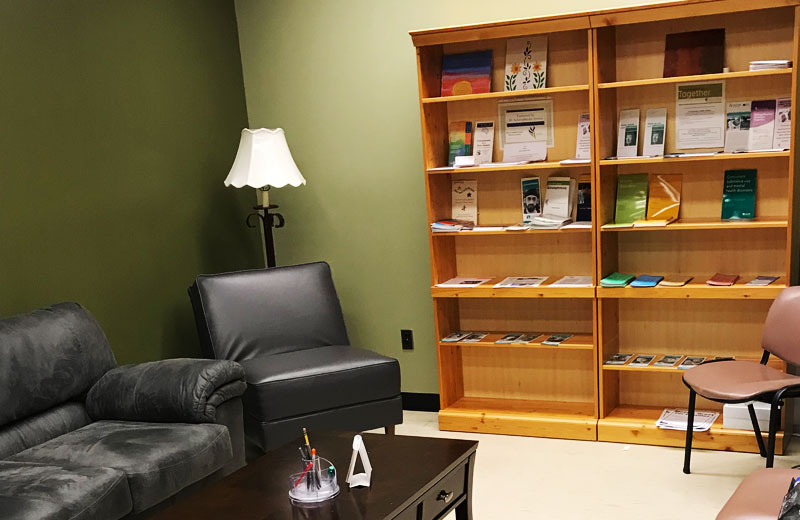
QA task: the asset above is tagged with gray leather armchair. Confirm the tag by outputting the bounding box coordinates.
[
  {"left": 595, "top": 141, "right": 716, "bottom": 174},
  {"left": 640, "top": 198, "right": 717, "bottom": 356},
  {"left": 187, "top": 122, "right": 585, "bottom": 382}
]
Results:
[
  {"left": 0, "top": 302, "right": 247, "bottom": 519},
  {"left": 189, "top": 261, "right": 402, "bottom": 455}
]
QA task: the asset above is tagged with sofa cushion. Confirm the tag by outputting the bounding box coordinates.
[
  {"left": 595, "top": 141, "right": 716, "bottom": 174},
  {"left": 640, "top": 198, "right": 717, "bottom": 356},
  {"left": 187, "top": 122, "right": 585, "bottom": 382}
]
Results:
[
  {"left": 0, "top": 402, "right": 91, "bottom": 459},
  {"left": 0, "top": 302, "right": 116, "bottom": 426},
  {"left": 240, "top": 345, "right": 401, "bottom": 421},
  {"left": 10, "top": 421, "right": 232, "bottom": 513},
  {"left": 0, "top": 460, "right": 131, "bottom": 520}
]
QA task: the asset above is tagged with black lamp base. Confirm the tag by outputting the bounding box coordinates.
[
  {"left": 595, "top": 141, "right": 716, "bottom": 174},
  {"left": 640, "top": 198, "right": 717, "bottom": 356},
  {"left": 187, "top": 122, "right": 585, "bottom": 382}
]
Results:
[{"left": 246, "top": 204, "right": 284, "bottom": 267}]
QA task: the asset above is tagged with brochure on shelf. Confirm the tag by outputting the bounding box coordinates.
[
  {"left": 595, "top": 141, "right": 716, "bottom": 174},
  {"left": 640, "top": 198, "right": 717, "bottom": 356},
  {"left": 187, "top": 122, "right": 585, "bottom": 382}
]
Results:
[
  {"left": 575, "top": 113, "right": 591, "bottom": 159},
  {"left": 748, "top": 100, "right": 777, "bottom": 151},
  {"left": 605, "top": 353, "right": 634, "bottom": 365},
  {"left": 642, "top": 108, "right": 667, "bottom": 157},
  {"left": 773, "top": 98, "right": 791, "bottom": 150},
  {"left": 436, "top": 277, "right": 491, "bottom": 288},
  {"left": 656, "top": 409, "right": 718, "bottom": 431},
  {"left": 629, "top": 354, "right": 656, "bottom": 367},
  {"left": 616, "top": 109, "right": 640, "bottom": 158},
  {"left": 451, "top": 179, "right": 477, "bottom": 224},
  {"left": 675, "top": 81, "right": 725, "bottom": 149},
  {"left": 724, "top": 101, "right": 751, "bottom": 153},
  {"left": 472, "top": 121, "right": 495, "bottom": 164},
  {"left": 493, "top": 276, "right": 548, "bottom": 288},
  {"left": 654, "top": 355, "right": 683, "bottom": 367},
  {"left": 550, "top": 275, "right": 592, "bottom": 287},
  {"left": 521, "top": 177, "right": 542, "bottom": 224}
]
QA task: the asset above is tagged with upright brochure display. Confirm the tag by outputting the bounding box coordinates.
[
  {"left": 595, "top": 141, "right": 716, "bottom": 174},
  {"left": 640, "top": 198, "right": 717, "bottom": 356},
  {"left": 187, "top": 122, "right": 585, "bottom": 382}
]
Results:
[
  {"left": 576, "top": 179, "right": 591, "bottom": 223},
  {"left": 448, "top": 121, "right": 473, "bottom": 166},
  {"left": 533, "top": 177, "right": 576, "bottom": 228},
  {"left": 642, "top": 108, "right": 667, "bottom": 157},
  {"left": 472, "top": 121, "right": 495, "bottom": 164},
  {"left": 639, "top": 174, "right": 682, "bottom": 225},
  {"left": 675, "top": 81, "right": 725, "bottom": 149},
  {"left": 521, "top": 177, "right": 542, "bottom": 223},
  {"left": 499, "top": 100, "right": 552, "bottom": 161},
  {"left": 504, "top": 35, "right": 547, "bottom": 91},
  {"left": 617, "top": 109, "right": 640, "bottom": 157},
  {"left": 773, "top": 98, "right": 792, "bottom": 150},
  {"left": 451, "top": 179, "right": 477, "bottom": 224},
  {"left": 611, "top": 173, "right": 649, "bottom": 226},
  {"left": 724, "top": 101, "right": 751, "bottom": 153},
  {"left": 575, "top": 113, "right": 591, "bottom": 160},
  {"left": 721, "top": 169, "right": 756, "bottom": 220},
  {"left": 748, "top": 100, "right": 777, "bottom": 151}
]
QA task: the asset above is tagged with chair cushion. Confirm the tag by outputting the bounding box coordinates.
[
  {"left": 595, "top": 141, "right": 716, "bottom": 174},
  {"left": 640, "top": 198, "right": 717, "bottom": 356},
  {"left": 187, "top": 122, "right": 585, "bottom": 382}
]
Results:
[
  {"left": 717, "top": 468, "right": 800, "bottom": 519},
  {"left": 10, "top": 421, "right": 232, "bottom": 513},
  {"left": 683, "top": 360, "right": 800, "bottom": 401},
  {"left": 0, "top": 460, "right": 131, "bottom": 520},
  {"left": 240, "top": 345, "right": 401, "bottom": 421}
]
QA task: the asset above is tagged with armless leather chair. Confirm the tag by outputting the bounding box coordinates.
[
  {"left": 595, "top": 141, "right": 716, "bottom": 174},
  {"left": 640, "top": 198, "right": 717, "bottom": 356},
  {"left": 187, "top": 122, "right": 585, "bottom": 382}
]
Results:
[
  {"left": 189, "top": 262, "right": 402, "bottom": 455},
  {"left": 682, "top": 286, "right": 800, "bottom": 474}
]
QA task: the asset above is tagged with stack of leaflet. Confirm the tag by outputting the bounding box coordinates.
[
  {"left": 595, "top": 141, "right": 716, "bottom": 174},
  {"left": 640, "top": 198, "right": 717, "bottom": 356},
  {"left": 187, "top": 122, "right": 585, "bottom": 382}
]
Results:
[
  {"left": 749, "top": 60, "right": 792, "bottom": 71},
  {"left": 600, "top": 272, "right": 635, "bottom": 287},
  {"left": 630, "top": 275, "right": 664, "bottom": 287},
  {"left": 532, "top": 177, "right": 576, "bottom": 228},
  {"left": 655, "top": 409, "right": 719, "bottom": 432},
  {"left": 431, "top": 219, "right": 473, "bottom": 232}
]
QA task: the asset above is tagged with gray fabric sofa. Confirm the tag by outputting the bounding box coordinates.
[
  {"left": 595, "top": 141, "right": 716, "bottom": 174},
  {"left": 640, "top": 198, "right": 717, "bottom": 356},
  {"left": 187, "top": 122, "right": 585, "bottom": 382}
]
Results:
[{"left": 0, "top": 302, "right": 248, "bottom": 519}]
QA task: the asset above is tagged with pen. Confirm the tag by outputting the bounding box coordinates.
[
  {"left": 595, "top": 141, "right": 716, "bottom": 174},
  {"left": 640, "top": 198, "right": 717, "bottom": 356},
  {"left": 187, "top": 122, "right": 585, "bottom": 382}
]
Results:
[{"left": 303, "top": 427, "right": 311, "bottom": 450}]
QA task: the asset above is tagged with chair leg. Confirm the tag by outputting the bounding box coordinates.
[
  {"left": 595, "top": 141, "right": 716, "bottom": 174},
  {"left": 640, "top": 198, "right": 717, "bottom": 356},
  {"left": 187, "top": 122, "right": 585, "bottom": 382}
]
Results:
[
  {"left": 766, "top": 397, "right": 781, "bottom": 468},
  {"left": 683, "top": 389, "right": 696, "bottom": 474},
  {"left": 384, "top": 425, "right": 395, "bottom": 435},
  {"left": 748, "top": 403, "right": 767, "bottom": 458}
]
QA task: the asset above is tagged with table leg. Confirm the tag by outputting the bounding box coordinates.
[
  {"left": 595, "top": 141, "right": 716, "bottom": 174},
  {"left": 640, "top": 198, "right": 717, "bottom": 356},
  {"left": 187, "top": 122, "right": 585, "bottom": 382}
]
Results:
[{"left": 456, "top": 453, "right": 476, "bottom": 520}]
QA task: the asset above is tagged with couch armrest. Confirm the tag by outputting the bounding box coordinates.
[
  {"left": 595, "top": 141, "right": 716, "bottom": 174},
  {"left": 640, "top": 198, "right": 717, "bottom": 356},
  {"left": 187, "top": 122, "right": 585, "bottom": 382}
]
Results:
[{"left": 85, "top": 358, "right": 246, "bottom": 423}]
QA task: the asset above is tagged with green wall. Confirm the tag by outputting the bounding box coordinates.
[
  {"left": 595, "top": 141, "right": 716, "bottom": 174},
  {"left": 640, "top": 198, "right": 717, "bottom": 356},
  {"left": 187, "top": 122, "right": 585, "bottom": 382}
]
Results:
[
  {"left": 234, "top": 0, "right": 671, "bottom": 393},
  {"left": 0, "top": 0, "right": 261, "bottom": 363}
]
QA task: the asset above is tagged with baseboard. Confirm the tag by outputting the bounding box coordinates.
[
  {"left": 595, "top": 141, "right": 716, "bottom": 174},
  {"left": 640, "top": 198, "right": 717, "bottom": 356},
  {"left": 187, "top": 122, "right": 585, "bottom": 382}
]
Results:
[{"left": 402, "top": 392, "right": 440, "bottom": 412}]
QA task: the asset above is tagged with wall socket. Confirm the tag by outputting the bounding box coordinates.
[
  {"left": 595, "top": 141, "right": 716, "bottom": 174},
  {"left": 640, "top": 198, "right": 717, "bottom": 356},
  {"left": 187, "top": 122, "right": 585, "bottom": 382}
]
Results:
[{"left": 401, "top": 329, "right": 414, "bottom": 350}]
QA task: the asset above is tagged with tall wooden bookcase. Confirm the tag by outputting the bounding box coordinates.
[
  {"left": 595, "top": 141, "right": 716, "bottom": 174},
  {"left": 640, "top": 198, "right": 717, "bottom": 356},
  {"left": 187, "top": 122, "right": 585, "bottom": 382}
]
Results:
[{"left": 411, "top": 0, "right": 800, "bottom": 453}]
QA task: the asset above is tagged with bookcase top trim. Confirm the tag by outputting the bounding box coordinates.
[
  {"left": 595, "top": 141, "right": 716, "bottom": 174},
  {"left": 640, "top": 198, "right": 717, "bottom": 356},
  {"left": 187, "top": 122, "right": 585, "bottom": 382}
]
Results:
[{"left": 409, "top": 0, "right": 800, "bottom": 47}]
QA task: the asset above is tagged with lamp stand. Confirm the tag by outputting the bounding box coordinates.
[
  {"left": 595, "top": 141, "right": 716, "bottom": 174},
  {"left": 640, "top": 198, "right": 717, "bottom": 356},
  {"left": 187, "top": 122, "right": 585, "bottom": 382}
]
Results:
[{"left": 246, "top": 187, "right": 284, "bottom": 268}]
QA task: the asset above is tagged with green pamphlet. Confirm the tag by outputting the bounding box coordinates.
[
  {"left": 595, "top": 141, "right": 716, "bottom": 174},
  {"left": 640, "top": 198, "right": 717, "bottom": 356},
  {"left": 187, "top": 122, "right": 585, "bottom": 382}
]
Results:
[
  {"left": 614, "top": 173, "right": 649, "bottom": 225},
  {"left": 600, "top": 272, "right": 636, "bottom": 287},
  {"left": 721, "top": 169, "right": 756, "bottom": 220}
]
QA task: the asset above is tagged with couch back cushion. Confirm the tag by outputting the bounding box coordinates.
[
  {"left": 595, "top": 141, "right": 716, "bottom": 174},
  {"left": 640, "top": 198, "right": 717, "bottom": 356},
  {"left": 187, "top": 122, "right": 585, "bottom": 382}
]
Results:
[
  {"left": 0, "top": 302, "right": 116, "bottom": 426},
  {"left": 189, "top": 262, "right": 350, "bottom": 362},
  {"left": 0, "top": 402, "right": 91, "bottom": 458}
]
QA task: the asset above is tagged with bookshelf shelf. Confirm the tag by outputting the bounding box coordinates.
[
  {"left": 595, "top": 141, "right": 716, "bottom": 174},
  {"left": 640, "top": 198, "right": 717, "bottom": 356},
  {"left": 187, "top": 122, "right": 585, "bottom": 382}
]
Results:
[
  {"left": 427, "top": 161, "right": 590, "bottom": 175},
  {"left": 601, "top": 356, "right": 785, "bottom": 373},
  {"left": 600, "top": 217, "right": 788, "bottom": 232},
  {"left": 596, "top": 405, "right": 784, "bottom": 454},
  {"left": 439, "top": 332, "right": 594, "bottom": 350},
  {"left": 597, "top": 67, "right": 792, "bottom": 90},
  {"left": 422, "top": 84, "right": 590, "bottom": 104},
  {"left": 431, "top": 280, "right": 595, "bottom": 299},
  {"left": 598, "top": 150, "right": 790, "bottom": 166},
  {"left": 413, "top": 0, "right": 798, "bottom": 451},
  {"left": 596, "top": 280, "right": 785, "bottom": 299}
]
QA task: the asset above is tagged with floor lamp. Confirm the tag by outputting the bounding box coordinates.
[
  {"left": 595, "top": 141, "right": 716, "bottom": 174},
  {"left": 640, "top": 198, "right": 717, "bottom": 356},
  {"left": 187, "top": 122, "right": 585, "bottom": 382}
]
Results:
[{"left": 224, "top": 128, "right": 306, "bottom": 267}]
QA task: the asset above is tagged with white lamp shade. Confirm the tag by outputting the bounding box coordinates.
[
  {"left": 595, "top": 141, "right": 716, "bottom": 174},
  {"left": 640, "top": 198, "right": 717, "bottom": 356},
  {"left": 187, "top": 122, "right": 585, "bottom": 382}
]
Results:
[{"left": 224, "top": 128, "right": 306, "bottom": 188}]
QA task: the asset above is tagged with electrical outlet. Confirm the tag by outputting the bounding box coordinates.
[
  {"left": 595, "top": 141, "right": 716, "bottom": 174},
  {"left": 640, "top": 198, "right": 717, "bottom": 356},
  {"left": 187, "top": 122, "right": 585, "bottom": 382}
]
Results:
[{"left": 401, "top": 329, "right": 414, "bottom": 350}]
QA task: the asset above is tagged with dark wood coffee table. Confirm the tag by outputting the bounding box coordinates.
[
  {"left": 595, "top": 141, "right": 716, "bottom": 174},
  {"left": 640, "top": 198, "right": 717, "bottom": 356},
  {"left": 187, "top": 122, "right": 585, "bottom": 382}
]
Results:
[{"left": 152, "top": 432, "right": 478, "bottom": 520}]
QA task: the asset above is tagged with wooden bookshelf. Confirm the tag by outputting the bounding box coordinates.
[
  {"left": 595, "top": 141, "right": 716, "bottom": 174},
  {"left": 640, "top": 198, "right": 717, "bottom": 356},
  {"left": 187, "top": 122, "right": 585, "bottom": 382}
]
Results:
[{"left": 411, "top": 0, "right": 799, "bottom": 452}]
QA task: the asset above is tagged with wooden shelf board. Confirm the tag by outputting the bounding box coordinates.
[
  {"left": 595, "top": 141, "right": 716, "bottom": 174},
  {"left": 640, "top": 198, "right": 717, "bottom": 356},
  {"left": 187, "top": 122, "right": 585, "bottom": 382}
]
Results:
[
  {"left": 600, "top": 217, "right": 788, "bottom": 232},
  {"left": 597, "top": 405, "right": 784, "bottom": 454},
  {"left": 599, "top": 150, "right": 790, "bottom": 166},
  {"left": 597, "top": 68, "right": 792, "bottom": 89},
  {"left": 440, "top": 397, "right": 596, "bottom": 441},
  {"left": 596, "top": 278, "right": 785, "bottom": 300},
  {"left": 602, "top": 356, "right": 785, "bottom": 373},
  {"left": 427, "top": 161, "right": 590, "bottom": 175},
  {"left": 440, "top": 332, "right": 594, "bottom": 350},
  {"left": 422, "top": 84, "right": 589, "bottom": 104},
  {"left": 432, "top": 227, "right": 592, "bottom": 237},
  {"left": 432, "top": 277, "right": 595, "bottom": 299}
]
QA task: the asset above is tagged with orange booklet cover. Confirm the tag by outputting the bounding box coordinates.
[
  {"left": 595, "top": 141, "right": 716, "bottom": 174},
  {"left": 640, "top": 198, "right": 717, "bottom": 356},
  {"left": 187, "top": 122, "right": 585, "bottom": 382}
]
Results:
[{"left": 645, "top": 174, "right": 682, "bottom": 223}]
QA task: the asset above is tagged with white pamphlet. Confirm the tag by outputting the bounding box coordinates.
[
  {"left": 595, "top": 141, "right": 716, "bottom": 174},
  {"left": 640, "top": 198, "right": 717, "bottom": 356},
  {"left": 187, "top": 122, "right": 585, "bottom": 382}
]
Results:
[
  {"left": 494, "top": 276, "right": 548, "bottom": 288},
  {"left": 550, "top": 275, "right": 593, "bottom": 287},
  {"left": 773, "top": 97, "right": 791, "bottom": 150},
  {"left": 345, "top": 435, "right": 372, "bottom": 488},
  {"left": 499, "top": 99, "right": 554, "bottom": 150},
  {"left": 723, "top": 101, "right": 751, "bottom": 153},
  {"left": 451, "top": 179, "right": 477, "bottom": 224},
  {"left": 616, "top": 109, "right": 640, "bottom": 157},
  {"left": 541, "top": 177, "right": 575, "bottom": 220},
  {"left": 642, "top": 108, "right": 667, "bottom": 157},
  {"left": 472, "top": 121, "right": 495, "bottom": 164},
  {"left": 436, "top": 277, "right": 491, "bottom": 288},
  {"left": 655, "top": 409, "right": 719, "bottom": 432},
  {"left": 749, "top": 99, "right": 777, "bottom": 151},
  {"left": 504, "top": 35, "right": 547, "bottom": 91},
  {"left": 675, "top": 81, "right": 725, "bottom": 149},
  {"left": 575, "top": 113, "right": 591, "bottom": 160}
]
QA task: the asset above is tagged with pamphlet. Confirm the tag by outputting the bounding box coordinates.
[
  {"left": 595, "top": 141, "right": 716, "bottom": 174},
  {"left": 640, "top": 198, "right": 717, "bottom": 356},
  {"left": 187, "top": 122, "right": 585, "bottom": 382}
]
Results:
[
  {"left": 616, "top": 109, "right": 640, "bottom": 158},
  {"left": 504, "top": 35, "right": 548, "bottom": 91},
  {"left": 575, "top": 113, "right": 591, "bottom": 159},
  {"left": 472, "top": 121, "right": 495, "bottom": 164},
  {"left": 436, "top": 277, "right": 491, "bottom": 288},
  {"left": 461, "top": 332, "right": 489, "bottom": 343},
  {"left": 495, "top": 333, "right": 523, "bottom": 344},
  {"left": 724, "top": 101, "right": 751, "bottom": 153},
  {"left": 534, "top": 177, "right": 575, "bottom": 228},
  {"left": 653, "top": 355, "right": 683, "bottom": 367},
  {"left": 721, "top": 169, "right": 756, "bottom": 220},
  {"left": 746, "top": 275, "right": 779, "bottom": 286},
  {"left": 493, "top": 276, "right": 548, "bottom": 288},
  {"left": 514, "top": 333, "right": 542, "bottom": 343},
  {"left": 675, "top": 81, "right": 725, "bottom": 149},
  {"left": 542, "top": 333, "right": 572, "bottom": 346},
  {"left": 629, "top": 354, "right": 656, "bottom": 367},
  {"left": 748, "top": 100, "right": 776, "bottom": 151},
  {"left": 550, "top": 275, "right": 592, "bottom": 287},
  {"left": 604, "top": 353, "right": 634, "bottom": 365},
  {"left": 678, "top": 356, "right": 706, "bottom": 369},
  {"left": 441, "top": 332, "right": 470, "bottom": 342},
  {"left": 773, "top": 97, "right": 791, "bottom": 150},
  {"left": 521, "top": 177, "right": 542, "bottom": 223},
  {"left": 656, "top": 409, "right": 718, "bottom": 431},
  {"left": 499, "top": 99, "right": 554, "bottom": 153},
  {"left": 642, "top": 108, "right": 667, "bottom": 157},
  {"left": 451, "top": 179, "right": 477, "bottom": 224}
]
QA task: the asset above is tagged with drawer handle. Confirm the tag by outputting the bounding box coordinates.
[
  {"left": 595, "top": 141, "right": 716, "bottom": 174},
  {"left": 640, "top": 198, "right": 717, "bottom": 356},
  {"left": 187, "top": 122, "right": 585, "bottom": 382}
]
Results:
[{"left": 437, "top": 490, "right": 454, "bottom": 504}]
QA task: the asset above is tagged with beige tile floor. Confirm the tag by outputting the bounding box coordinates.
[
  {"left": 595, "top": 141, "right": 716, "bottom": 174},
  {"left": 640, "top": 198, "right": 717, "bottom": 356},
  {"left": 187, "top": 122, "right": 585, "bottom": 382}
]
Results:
[{"left": 371, "top": 411, "right": 800, "bottom": 519}]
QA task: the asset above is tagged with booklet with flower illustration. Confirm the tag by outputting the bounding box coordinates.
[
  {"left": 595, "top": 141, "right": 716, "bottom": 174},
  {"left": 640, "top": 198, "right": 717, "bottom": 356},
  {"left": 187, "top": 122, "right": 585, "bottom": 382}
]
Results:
[{"left": 504, "top": 35, "right": 547, "bottom": 91}]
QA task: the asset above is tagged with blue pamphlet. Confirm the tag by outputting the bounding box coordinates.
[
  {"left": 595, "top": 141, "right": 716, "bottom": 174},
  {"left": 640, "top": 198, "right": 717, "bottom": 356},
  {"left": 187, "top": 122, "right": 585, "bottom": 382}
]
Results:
[{"left": 630, "top": 275, "right": 664, "bottom": 287}]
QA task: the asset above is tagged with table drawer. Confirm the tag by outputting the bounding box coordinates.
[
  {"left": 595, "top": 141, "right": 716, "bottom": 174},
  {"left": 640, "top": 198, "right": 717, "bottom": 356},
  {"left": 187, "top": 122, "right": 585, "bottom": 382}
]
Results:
[{"left": 419, "top": 463, "right": 466, "bottom": 520}]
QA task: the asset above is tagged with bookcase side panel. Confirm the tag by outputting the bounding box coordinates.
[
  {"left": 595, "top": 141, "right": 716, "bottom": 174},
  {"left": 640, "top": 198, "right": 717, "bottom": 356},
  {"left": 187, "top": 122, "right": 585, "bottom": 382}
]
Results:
[{"left": 787, "top": 7, "right": 800, "bottom": 284}]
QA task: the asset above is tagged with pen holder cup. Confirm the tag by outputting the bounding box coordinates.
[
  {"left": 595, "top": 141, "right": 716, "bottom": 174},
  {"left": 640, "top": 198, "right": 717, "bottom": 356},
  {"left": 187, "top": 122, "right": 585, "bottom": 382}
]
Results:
[{"left": 288, "top": 457, "right": 339, "bottom": 503}]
